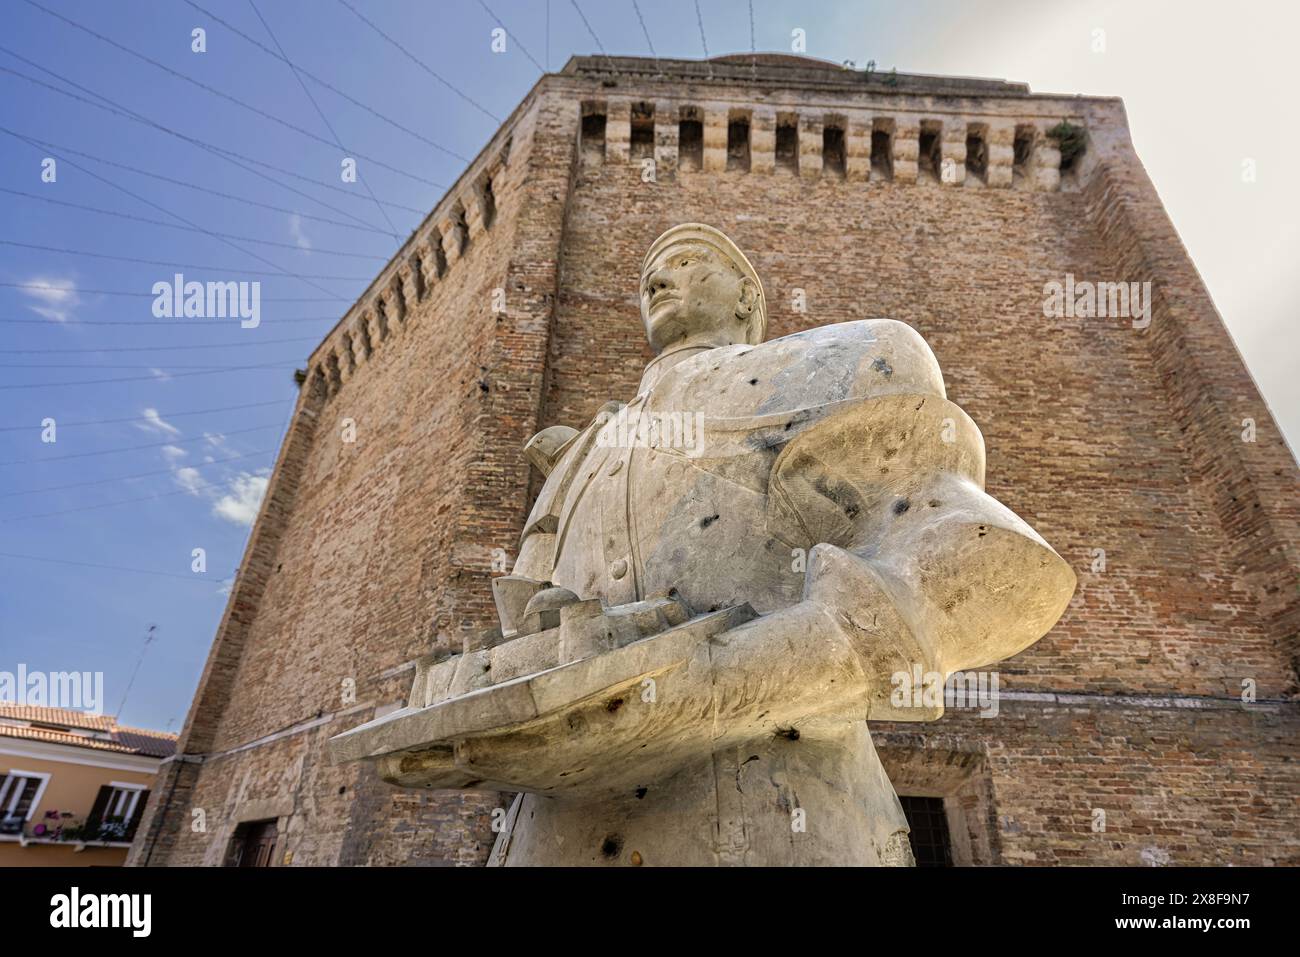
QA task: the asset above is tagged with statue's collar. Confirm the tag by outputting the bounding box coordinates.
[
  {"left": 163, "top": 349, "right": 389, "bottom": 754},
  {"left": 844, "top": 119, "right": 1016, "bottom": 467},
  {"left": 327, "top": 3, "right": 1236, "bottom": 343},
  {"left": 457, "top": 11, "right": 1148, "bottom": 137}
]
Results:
[{"left": 637, "top": 343, "right": 716, "bottom": 395}]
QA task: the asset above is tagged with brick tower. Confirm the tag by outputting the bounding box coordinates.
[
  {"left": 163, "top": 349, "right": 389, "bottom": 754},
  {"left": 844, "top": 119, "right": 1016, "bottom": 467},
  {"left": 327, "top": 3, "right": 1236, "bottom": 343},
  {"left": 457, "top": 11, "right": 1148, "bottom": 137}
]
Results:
[{"left": 128, "top": 54, "right": 1299, "bottom": 867}]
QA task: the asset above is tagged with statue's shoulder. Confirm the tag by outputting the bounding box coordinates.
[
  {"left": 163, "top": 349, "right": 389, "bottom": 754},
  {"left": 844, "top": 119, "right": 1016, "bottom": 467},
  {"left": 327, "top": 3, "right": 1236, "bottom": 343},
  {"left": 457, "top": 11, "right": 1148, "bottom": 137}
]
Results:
[
  {"left": 673, "top": 319, "right": 946, "bottom": 418},
  {"left": 755, "top": 319, "right": 945, "bottom": 397}
]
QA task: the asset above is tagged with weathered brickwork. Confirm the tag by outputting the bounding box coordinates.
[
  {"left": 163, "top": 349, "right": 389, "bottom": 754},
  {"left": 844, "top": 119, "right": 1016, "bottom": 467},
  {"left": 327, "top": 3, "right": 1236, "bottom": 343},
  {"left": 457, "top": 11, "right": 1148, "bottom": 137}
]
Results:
[{"left": 130, "top": 55, "right": 1298, "bottom": 868}]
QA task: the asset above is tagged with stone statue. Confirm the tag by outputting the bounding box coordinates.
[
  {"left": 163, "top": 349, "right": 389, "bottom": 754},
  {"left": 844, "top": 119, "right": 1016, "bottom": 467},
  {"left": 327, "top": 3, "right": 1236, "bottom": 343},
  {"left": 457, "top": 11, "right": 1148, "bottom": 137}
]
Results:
[{"left": 331, "top": 223, "right": 1076, "bottom": 866}]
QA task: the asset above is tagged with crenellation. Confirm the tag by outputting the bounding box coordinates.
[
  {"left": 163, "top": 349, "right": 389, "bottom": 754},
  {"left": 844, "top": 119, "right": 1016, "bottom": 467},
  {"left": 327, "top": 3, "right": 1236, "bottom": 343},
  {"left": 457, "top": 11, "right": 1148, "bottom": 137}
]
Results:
[
  {"left": 774, "top": 111, "right": 799, "bottom": 174},
  {"left": 822, "top": 114, "right": 847, "bottom": 178},
  {"left": 476, "top": 170, "right": 498, "bottom": 233},
  {"left": 580, "top": 100, "right": 607, "bottom": 165},
  {"left": 407, "top": 249, "right": 428, "bottom": 301},
  {"left": 726, "top": 107, "right": 752, "bottom": 172},
  {"left": 677, "top": 105, "right": 703, "bottom": 171},
  {"left": 340, "top": 332, "right": 357, "bottom": 373}
]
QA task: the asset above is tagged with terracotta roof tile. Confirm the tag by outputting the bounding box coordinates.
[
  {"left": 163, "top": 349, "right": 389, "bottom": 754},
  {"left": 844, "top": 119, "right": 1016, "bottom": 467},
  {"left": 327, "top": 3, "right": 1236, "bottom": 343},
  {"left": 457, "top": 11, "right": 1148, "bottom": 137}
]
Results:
[{"left": 0, "top": 703, "right": 177, "bottom": 759}]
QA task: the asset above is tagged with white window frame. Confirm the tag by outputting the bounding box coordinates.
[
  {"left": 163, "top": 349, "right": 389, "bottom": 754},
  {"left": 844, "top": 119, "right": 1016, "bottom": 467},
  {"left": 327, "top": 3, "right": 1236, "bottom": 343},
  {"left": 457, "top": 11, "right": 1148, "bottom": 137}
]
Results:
[
  {"left": 105, "top": 781, "right": 147, "bottom": 823},
  {"left": 0, "top": 769, "right": 52, "bottom": 821}
]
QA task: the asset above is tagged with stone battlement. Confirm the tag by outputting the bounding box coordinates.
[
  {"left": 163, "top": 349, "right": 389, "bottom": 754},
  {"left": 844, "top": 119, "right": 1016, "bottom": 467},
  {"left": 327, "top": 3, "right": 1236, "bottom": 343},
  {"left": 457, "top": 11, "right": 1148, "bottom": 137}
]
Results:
[{"left": 307, "top": 54, "right": 1096, "bottom": 404}]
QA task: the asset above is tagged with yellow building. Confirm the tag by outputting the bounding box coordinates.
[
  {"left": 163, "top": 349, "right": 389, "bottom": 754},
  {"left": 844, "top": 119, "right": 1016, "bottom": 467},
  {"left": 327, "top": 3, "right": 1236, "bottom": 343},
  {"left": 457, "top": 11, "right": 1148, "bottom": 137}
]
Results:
[{"left": 0, "top": 705, "right": 175, "bottom": 866}]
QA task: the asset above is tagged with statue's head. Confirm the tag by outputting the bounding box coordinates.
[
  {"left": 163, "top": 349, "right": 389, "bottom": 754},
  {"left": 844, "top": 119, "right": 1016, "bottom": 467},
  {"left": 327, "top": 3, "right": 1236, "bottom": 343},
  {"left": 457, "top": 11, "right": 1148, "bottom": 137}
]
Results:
[{"left": 640, "top": 224, "right": 767, "bottom": 353}]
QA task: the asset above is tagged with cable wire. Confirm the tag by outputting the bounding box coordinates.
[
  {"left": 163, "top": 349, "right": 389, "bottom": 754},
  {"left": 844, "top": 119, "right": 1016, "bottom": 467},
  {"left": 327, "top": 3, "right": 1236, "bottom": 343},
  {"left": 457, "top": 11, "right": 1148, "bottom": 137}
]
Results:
[
  {"left": 0, "top": 399, "right": 291, "bottom": 432},
  {"left": 182, "top": 0, "right": 470, "bottom": 163},
  {"left": 6, "top": 127, "right": 419, "bottom": 228},
  {"left": 247, "top": 0, "right": 401, "bottom": 239},
  {"left": 0, "top": 422, "right": 283, "bottom": 464},
  {"left": 0, "top": 53, "right": 401, "bottom": 234},
  {"left": 477, "top": 0, "right": 546, "bottom": 72},
  {"left": 0, "top": 240, "right": 371, "bottom": 281},
  {"left": 1, "top": 125, "right": 349, "bottom": 300},
  {"left": 0, "top": 336, "right": 319, "bottom": 355},
  {"left": 336, "top": 0, "right": 501, "bottom": 122},
  {"left": 1, "top": 448, "right": 274, "bottom": 498},
  {"left": 0, "top": 361, "right": 298, "bottom": 391},
  {"left": 0, "top": 187, "right": 388, "bottom": 260},
  {"left": 24, "top": 0, "right": 444, "bottom": 189},
  {"left": 0, "top": 550, "right": 233, "bottom": 584},
  {"left": 570, "top": 1, "right": 617, "bottom": 72}
]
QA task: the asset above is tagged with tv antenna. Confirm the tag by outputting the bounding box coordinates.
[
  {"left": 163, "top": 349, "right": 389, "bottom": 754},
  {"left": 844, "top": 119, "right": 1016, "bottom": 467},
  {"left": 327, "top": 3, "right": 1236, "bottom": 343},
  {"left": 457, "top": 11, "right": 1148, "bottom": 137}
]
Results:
[{"left": 115, "top": 624, "right": 157, "bottom": 720}]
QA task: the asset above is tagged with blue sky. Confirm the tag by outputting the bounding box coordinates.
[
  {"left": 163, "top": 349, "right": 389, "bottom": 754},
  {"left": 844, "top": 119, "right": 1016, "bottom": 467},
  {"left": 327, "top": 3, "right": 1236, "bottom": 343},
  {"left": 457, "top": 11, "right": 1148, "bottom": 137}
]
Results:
[{"left": 2, "top": 0, "right": 1295, "bottom": 733}]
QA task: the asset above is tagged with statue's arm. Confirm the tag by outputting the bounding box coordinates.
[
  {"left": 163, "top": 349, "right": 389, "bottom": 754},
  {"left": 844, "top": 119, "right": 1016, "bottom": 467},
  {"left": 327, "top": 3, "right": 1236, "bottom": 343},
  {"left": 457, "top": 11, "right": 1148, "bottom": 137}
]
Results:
[{"left": 704, "top": 392, "right": 1076, "bottom": 729}]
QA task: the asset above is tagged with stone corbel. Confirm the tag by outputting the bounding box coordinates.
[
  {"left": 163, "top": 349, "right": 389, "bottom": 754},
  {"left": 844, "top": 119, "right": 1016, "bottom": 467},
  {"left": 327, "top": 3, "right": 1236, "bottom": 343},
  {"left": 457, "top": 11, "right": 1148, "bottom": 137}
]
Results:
[
  {"left": 845, "top": 115, "right": 872, "bottom": 182},
  {"left": 798, "top": 113, "right": 823, "bottom": 178},
  {"left": 1029, "top": 124, "right": 1062, "bottom": 191},
  {"left": 940, "top": 119, "right": 967, "bottom": 186},
  {"left": 749, "top": 107, "right": 776, "bottom": 174},
  {"left": 654, "top": 100, "right": 678, "bottom": 176},
  {"left": 395, "top": 265, "right": 416, "bottom": 318},
  {"left": 605, "top": 100, "right": 631, "bottom": 164},
  {"left": 892, "top": 116, "right": 920, "bottom": 185},
  {"left": 354, "top": 312, "right": 373, "bottom": 360},
  {"left": 437, "top": 218, "right": 462, "bottom": 266},
  {"left": 703, "top": 108, "right": 728, "bottom": 172},
  {"left": 461, "top": 190, "right": 486, "bottom": 242},
  {"left": 986, "top": 121, "right": 1016, "bottom": 189}
]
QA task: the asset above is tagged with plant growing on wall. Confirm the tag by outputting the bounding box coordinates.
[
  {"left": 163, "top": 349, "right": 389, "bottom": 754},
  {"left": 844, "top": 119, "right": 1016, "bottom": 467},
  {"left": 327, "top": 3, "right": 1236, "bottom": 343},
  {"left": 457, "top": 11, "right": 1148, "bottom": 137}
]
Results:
[{"left": 1047, "top": 121, "right": 1087, "bottom": 168}]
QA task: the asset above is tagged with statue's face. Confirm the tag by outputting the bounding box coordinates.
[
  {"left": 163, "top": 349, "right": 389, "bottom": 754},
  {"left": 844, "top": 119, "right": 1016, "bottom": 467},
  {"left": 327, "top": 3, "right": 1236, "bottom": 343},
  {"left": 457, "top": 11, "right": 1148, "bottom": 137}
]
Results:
[{"left": 640, "top": 242, "right": 755, "bottom": 352}]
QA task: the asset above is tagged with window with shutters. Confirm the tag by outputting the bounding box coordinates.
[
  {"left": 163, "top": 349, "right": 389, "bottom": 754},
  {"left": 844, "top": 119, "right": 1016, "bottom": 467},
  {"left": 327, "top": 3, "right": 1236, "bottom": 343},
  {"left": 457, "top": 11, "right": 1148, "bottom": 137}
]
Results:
[
  {"left": 0, "top": 770, "right": 51, "bottom": 829},
  {"left": 85, "top": 782, "right": 149, "bottom": 843}
]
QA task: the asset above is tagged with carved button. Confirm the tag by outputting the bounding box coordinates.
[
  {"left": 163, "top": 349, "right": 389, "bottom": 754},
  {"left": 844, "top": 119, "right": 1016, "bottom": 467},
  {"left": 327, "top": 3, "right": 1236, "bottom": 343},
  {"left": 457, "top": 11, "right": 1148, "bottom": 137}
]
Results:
[
  {"left": 610, "top": 559, "right": 628, "bottom": 580},
  {"left": 607, "top": 459, "right": 623, "bottom": 477}
]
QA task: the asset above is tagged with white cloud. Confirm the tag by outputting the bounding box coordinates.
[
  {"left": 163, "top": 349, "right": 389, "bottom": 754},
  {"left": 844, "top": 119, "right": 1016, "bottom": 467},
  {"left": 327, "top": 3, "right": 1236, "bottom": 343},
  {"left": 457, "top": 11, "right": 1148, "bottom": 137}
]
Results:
[
  {"left": 161, "top": 445, "right": 187, "bottom": 462},
  {"left": 149, "top": 368, "right": 172, "bottom": 382},
  {"left": 173, "top": 467, "right": 204, "bottom": 496},
  {"left": 21, "top": 275, "right": 80, "bottom": 322},
  {"left": 204, "top": 431, "right": 232, "bottom": 453},
  {"left": 289, "top": 214, "right": 312, "bottom": 251},
  {"left": 212, "top": 473, "right": 269, "bottom": 526},
  {"left": 136, "top": 408, "right": 180, "bottom": 436}
]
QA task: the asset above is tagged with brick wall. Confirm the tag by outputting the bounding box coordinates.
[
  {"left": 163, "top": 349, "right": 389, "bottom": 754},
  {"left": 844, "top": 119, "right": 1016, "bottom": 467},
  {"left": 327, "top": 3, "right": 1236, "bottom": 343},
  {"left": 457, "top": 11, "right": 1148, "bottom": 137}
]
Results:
[{"left": 130, "top": 56, "right": 1299, "bottom": 868}]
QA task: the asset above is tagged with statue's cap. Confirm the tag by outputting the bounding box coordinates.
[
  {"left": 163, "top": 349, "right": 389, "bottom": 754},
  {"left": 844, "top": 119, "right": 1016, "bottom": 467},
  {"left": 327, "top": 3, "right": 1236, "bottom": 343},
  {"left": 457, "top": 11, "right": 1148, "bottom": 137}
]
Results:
[{"left": 642, "top": 223, "right": 766, "bottom": 344}]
